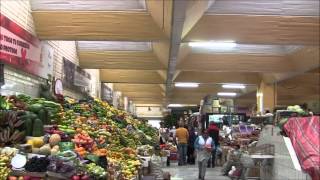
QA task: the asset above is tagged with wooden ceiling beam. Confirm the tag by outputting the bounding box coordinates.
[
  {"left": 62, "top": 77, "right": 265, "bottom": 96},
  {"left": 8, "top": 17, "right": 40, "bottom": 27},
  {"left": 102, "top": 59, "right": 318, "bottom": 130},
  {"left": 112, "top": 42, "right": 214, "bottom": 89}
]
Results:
[
  {"left": 290, "top": 46, "right": 320, "bottom": 72},
  {"left": 177, "top": 53, "right": 293, "bottom": 73},
  {"left": 79, "top": 51, "right": 165, "bottom": 69},
  {"left": 176, "top": 44, "right": 192, "bottom": 67},
  {"left": 100, "top": 70, "right": 166, "bottom": 83},
  {"left": 184, "top": 14, "right": 319, "bottom": 45},
  {"left": 182, "top": 0, "right": 214, "bottom": 39},
  {"left": 145, "top": 0, "right": 173, "bottom": 38},
  {"left": 122, "top": 92, "right": 164, "bottom": 98},
  {"left": 113, "top": 83, "right": 164, "bottom": 93},
  {"left": 174, "top": 71, "right": 261, "bottom": 84},
  {"left": 32, "top": 11, "right": 166, "bottom": 40},
  {"left": 152, "top": 41, "right": 170, "bottom": 68}
]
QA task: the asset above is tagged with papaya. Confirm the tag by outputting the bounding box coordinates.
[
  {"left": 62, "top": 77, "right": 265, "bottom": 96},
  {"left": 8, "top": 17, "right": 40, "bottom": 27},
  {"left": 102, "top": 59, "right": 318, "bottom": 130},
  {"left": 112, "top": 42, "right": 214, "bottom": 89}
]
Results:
[
  {"left": 38, "top": 109, "right": 49, "bottom": 125},
  {"left": 20, "top": 112, "right": 38, "bottom": 121},
  {"left": 32, "top": 118, "right": 44, "bottom": 137},
  {"left": 28, "top": 103, "right": 43, "bottom": 113},
  {"left": 25, "top": 118, "right": 33, "bottom": 136}
]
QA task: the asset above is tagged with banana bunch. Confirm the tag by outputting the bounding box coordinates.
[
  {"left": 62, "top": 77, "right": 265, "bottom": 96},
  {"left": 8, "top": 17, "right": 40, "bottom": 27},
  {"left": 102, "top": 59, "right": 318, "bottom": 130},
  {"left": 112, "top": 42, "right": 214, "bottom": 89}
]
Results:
[
  {"left": 0, "top": 111, "right": 25, "bottom": 145},
  {"left": 0, "top": 154, "right": 12, "bottom": 180}
]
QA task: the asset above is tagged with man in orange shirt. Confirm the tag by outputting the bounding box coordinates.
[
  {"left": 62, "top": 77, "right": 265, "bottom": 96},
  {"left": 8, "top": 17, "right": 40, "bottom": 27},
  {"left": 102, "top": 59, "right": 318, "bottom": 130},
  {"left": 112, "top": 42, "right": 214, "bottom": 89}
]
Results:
[{"left": 175, "top": 123, "right": 189, "bottom": 165}]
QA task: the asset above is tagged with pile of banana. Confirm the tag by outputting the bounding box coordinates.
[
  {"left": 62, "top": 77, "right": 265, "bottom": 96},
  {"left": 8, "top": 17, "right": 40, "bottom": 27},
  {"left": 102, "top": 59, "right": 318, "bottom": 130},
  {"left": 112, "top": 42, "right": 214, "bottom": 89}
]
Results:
[
  {"left": 0, "top": 111, "right": 25, "bottom": 145},
  {"left": 0, "top": 153, "right": 12, "bottom": 180}
]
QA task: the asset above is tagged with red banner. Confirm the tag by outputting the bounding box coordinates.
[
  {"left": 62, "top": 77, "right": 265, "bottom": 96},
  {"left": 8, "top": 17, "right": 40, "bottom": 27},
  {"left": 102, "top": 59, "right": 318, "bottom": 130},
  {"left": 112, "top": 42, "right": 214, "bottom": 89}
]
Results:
[{"left": 0, "top": 13, "right": 53, "bottom": 79}]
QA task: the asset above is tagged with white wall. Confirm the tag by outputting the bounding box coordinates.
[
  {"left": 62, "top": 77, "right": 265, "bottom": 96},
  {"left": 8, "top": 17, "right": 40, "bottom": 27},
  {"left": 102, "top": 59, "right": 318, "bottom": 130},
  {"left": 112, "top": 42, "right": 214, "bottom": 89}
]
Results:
[
  {"left": 0, "top": 0, "right": 100, "bottom": 99},
  {"left": 136, "top": 106, "right": 163, "bottom": 118}
]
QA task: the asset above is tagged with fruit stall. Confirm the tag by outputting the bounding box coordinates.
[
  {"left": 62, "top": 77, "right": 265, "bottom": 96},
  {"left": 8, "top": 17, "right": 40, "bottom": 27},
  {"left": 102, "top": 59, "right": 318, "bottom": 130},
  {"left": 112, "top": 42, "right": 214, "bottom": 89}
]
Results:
[{"left": 0, "top": 95, "right": 158, "bottom": 180}]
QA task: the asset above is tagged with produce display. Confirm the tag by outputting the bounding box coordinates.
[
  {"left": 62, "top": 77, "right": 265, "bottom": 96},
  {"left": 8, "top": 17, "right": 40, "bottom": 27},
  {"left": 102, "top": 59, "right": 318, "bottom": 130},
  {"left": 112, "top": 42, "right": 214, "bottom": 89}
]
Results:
[
  {"left": 287, "top": 105, "right": 306, "bottom": 115},
  {"left": 0, "top": 95, "right": 158, "bottom": 180},
  {"left": 25, "top": 156, "right": 50, "bottom": 172},
  {"left": 0, "top": 111, "right": 26, "bottom": 146}
]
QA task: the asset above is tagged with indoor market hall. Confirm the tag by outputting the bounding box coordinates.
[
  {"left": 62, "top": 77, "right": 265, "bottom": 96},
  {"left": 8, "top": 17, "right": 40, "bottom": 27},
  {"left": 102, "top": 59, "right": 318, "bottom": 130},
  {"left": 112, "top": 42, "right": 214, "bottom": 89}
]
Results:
[{"left": 0, "top": 0, "right": 319, "bottom": 180}]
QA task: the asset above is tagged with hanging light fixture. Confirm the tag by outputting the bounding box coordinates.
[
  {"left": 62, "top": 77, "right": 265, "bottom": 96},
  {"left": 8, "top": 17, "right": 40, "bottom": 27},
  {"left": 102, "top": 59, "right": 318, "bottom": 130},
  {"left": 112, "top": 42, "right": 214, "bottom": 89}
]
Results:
[
  {"left": 222, "top": 84, "right": 246, "bottom": 89},
  {"left": 189, "top": 41, "right": 237, "bottom": 49},
  {"left": 175, "top": 82, "right": 199, "bottom": 88},
  {"left": 217, "top": 92, "right": 237, "bottom": 97}
]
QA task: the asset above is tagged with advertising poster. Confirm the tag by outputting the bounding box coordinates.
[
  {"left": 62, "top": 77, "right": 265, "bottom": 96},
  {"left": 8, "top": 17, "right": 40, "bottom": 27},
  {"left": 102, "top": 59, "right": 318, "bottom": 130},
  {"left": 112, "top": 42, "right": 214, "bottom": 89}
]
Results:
[
  {"left": 0, "top": 13, "right": 53, "bottom": 79},
  {"left": 0, "top": 64, "right": 4, "bottom": 86},
  {"left": 63, "top": 57, "right": 91, "bottom": 94}
]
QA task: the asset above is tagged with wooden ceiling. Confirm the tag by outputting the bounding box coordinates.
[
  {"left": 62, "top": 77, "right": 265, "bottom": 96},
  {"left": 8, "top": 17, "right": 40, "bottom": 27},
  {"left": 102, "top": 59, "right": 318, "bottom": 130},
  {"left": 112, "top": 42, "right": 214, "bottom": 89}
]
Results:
[
  {"left": 32, "top": 11, "right": 165, "bottom": 41},
  {"left": 29, "top": 0, "right": 320, "bottom": 107},
  {"left": 78, "top": 51, "right": 165, "bottom": 70},
  {"left": 183, "top": 14, "right": 319, "bottom": 45}
]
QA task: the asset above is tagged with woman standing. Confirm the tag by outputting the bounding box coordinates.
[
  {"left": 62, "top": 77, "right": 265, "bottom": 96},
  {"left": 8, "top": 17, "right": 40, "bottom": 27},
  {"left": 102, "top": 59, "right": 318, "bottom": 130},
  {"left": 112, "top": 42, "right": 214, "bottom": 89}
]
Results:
[{"left": 194, "top": 130, "right": 215, "bottom": 180}]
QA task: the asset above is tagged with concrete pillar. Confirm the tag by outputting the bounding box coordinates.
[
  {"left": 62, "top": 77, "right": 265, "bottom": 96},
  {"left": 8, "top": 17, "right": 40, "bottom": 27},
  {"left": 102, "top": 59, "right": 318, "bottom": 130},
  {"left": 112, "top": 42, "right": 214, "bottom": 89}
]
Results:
[{"left": 257, "top": 81, "right": 277, "bottom": 114}]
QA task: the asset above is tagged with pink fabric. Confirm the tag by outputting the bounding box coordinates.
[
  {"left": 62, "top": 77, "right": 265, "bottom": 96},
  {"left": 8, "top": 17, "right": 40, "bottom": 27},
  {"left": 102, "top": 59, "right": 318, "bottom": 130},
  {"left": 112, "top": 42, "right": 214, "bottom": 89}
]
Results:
[{"left": 284, "top": 116, "right": 320, "bottom": 180}]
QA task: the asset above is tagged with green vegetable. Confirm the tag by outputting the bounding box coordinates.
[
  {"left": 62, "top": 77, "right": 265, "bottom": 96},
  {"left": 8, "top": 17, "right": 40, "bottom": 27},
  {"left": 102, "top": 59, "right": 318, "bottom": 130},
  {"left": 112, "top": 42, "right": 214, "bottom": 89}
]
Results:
[
  {"left": 43, "top": 101, "right": 60, "bottom": 108},
  {"left": 32, "top": 118, "right": 44, "bottom": 137},
  {"left": 28, "top": 103, "right": 43, "bottom": 113},
  {"left": 38, "top": 109, "right": 49, "bottom": 125},
  {"left": 25, "top": 118, "right": 33, "bottom": 136},
  {"left": 85, "top": 154, "right": 99, "bottom": 163},
  {"left": 0, "top": 96, "right": 9, "bottom": 110}
]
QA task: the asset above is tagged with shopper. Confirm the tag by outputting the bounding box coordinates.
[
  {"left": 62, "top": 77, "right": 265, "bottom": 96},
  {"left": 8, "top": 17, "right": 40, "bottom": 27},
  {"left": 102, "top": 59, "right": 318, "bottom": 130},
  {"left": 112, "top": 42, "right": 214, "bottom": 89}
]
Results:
[
  {"left": 170, "top": 126, "right": 176, "bottom": 137},
  {"left": 159, "top": 122, "right": 167, "bottom": 145},
  {"left": 221, "top": 144, "right": 242, "bottom": 176},
  {"left": 194, "top": 129, "right": 215, "bottom": 180},
  {"left": 187, "top": 126, "right": 197, "bottom": 164},
  {"left": 175, "top": 123, "right": 189, "bottom": 166},
  {"left": 207, "top": 121, "right": 220, "bottom": 168}
]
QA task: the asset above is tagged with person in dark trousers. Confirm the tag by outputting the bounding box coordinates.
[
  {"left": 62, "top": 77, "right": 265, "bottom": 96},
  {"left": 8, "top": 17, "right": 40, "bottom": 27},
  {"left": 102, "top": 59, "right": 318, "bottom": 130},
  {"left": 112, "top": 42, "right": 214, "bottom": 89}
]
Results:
[
  {"left": 207, "top": 121, "right": 220, "bottom": 168},
  {"left": 187, "top": 126, "right": 197, "bottom": 164},
  {"left": 175, "top": 123, "right": 189, "bottom": 166}
]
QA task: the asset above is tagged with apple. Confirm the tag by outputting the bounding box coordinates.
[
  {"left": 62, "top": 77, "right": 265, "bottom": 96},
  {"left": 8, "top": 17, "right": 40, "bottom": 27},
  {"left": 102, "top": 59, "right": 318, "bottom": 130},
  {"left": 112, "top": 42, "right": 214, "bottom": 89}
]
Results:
[
  {"left": 81, "top": 175, "right": 89, "bottom": 180},
  {"left": 71, "top": 175, "right": 80, "bottom": 180}
]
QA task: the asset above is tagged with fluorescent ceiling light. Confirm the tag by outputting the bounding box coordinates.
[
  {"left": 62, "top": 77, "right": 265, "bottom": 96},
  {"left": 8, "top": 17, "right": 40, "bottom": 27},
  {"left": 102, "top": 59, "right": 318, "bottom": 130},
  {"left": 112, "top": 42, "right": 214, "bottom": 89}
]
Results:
[
  {"left": 222, "top": 84, "right": 246, "bottom": 89},
  {"left": 167, "top": 104, "right": 197, "bottom": 108},
  {"left": 168, "top": 104, "right": 183, "bottom": 107},
  {"left": 217, "top": 92, "right": 237, "bottom": 97},
  {"left": 189, "top": 41, "right": 237, "bottom": 49},
  {"left": 175, "top": 82, "right": 199, "bottom": 88}
]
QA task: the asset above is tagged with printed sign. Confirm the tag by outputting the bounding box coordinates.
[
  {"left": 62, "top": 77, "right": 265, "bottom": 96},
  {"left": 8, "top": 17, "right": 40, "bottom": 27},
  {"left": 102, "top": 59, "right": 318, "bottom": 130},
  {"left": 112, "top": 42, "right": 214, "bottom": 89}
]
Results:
[
  {"left": 0, "top": 13, "right": 53, "bottom": 79},
  {"left": 63, "top": 57, "right": 91, "bottom": 94},
  {"left": 0, "top": 64, "right": 4, "bottom": 86}
]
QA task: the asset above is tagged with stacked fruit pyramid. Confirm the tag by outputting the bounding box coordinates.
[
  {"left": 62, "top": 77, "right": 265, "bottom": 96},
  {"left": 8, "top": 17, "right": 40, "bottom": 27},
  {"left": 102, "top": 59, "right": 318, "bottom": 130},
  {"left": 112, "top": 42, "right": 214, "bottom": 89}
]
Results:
[{"left": 0, "top": 95, "right": 158, "bottom": 180}]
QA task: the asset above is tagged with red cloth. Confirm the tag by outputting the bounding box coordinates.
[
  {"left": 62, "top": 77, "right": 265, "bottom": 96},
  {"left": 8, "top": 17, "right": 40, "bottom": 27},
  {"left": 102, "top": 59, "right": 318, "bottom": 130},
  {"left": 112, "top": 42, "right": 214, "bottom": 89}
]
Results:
[
  {"left": 208, "top": 123, "right": 220, "bottom": 145},
  {"left": 283, "top": 116, "right": 320, "bottom": 180}
]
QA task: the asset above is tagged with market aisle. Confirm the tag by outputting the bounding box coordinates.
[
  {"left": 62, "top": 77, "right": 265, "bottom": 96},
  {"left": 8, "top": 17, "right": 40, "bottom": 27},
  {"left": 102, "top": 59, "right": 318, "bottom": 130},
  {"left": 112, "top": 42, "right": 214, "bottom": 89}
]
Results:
[{"left": 163, "top": 163, "right": 229, "bottom": 180}]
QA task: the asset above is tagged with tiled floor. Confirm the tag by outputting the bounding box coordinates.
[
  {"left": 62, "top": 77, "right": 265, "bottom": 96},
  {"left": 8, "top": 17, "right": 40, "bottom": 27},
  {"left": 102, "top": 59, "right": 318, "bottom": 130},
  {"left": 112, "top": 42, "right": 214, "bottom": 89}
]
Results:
[{"left": 162, "top": 162, "right": 230, "bottom": 180}]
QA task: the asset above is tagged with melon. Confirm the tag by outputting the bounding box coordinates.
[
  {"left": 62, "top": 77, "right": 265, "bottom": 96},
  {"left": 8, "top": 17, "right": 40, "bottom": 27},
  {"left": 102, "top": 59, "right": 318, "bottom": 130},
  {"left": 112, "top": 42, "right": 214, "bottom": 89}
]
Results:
[
  {"left": 32, "top": 148, "right": 40, "bottom": 154},
  {"left": 28, "top": 137, "right": 44, "bottom": 148},
  {"left": 49, "top": 134, "right": 61, "bottom": 146},
  {"left": 39, "top": 144, "right": 51, "bottom": 155},
  {"left": 51, "top": 148, "right": 59, "bottom": 155},
  {"left": 31, "top": 138, "right": 44, "bottom": 148}
]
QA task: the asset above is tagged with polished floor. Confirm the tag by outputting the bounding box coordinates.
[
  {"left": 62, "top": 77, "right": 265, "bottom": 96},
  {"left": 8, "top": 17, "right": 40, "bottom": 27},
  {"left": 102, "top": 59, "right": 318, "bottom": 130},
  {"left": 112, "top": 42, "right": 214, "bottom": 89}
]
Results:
[{"left": 162, "top": 162, "right": 230, "bottom": 180}]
